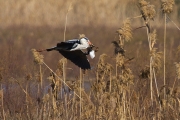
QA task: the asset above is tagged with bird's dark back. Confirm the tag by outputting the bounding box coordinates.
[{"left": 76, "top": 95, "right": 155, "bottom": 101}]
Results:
[{"left": 57, "top": 42, "right": 75, "bottom": 50}]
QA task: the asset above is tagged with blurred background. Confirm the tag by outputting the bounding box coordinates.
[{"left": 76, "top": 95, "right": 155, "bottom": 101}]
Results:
[
  {"left": 0, "top": 0, "right": 180, "bottom": 79},
  {"left": 0, "top": 0, "right": 179, "bottom": 27}
]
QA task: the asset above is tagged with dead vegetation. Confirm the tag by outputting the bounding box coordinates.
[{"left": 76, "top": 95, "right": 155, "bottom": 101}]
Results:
[{"left": 0, "top": 0, "right": 180, "bottom": 120}]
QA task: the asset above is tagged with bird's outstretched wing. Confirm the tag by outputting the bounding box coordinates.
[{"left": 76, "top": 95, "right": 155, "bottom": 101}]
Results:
[
  {"left": 56, "top": 39, "right": 80, "bottom": 50},
  {"left": 58, "top": 50, "right": 91, "bottom": 70}
]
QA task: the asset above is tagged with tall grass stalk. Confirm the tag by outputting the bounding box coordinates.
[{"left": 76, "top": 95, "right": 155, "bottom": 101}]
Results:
[
  {"left": 153, "top": 68, "right": 161, "bottom": 109},
  {"left": 138, "top": 1, "right": 158, "bottom": 118},
  {"left": 79, "top": 68, "right": 82, "bottom": 119},
  {"left": 0, "top": 86, "right": 5, "bottom": 120},
  {"left": 109, "top": 69, "right": 112, "bottom": 92},
  {"left": 63, "top": 3, "right": 72, "bottom": 119},
  {"left": 64, "top": 3, "right": 72, "bottom": 42},
  {"left": 145, "top": 20, "right": 154, "bottom": 108},
  {"left": 39, "top": 65, "right": 43, "bottom": 89},
  {"left": 163, "top": 13, "right": 167, "bottom": 100},
  {"left": 161, "top": 0, "right": 175, "bottom": 100},
  {"left": 167, "top": 15, "right": 180, "bottom": 31}
]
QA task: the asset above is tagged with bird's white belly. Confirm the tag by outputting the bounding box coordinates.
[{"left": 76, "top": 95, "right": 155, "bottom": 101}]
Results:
[{"left": 70, "top": 44, "right": 88, "bottom": 51}]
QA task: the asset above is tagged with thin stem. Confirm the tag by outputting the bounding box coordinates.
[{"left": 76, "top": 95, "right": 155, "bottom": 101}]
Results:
[
  {"left": 129, "top": 15, "right": 142, "bottom": 20},
  {"left": 153, "top": 68, "right": 161, "bottom": 109},
  {"left": 62, "top": 61, "right": 68, "bottom": 118},
  {"left": 79, "top": 68, "right": 82, "bottom": 120},
  {"left": 116, "top": 64, "right": 118, "bottom": 79},
  {"left": 63, "top": 3, "right": 72, "bottom": 42},
  {"left": 63, "top": 6, "right": 71, "bottom": 118},
  {"left": 150, "top": 57, "right": 153, "bottom": 103},
  {"left": 172, "top": 78, "right": 177, "bottom": 95},
  {"left": 40, "top": 65, "right": 42, "bottom": 89},
  {"left": 164, "top": 13, "right": 166, "bottom": 100},
  {"left": 1, "top": 85, "right": 5, "bottom": 120},
  {"left": 145, "top": 20, "right": 153, "bottom": 104},
  {"left": 64, "top": 13, "right": 68, "bottom": 42},
  {"left": 167, "top": 15, "right": 180, "bottom": 31},
  {"left": 109, "top": 69, "right": 112, "bottom": 92}
]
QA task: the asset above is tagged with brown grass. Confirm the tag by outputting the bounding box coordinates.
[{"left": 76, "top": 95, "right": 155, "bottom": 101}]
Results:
[
  {"left": 0, "top": 0, "right": 179, "bottom": 27},
  {"left": 0, "top": 0, "right": 180, "bottom": 119}
]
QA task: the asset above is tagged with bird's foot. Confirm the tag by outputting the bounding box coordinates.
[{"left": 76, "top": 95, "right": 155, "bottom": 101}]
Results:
[{"left": 36, "top": 49, "right": 45, "bottom": 52}]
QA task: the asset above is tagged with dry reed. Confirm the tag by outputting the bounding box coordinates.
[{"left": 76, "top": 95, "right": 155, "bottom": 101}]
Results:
[
  {"left": 31, "top": 49, "right": 44, "bottom": 65},
  {"left": 174, "top": 62, "right": 180, "bottom": 80},
  {"left": 116, "top": 19, "right": 132, "bottom": 47},
  {"left": 139, "top": 0, "right": 156, "bottom": 21},
  {"left": 161, "top": 0, "right": 175, "bottom": 14},
  {"left": 161, "top": 0, "right": 175, "bottom": 100},
  {"left": 1, "top": 0, "right": 180, "bottom": 120}
]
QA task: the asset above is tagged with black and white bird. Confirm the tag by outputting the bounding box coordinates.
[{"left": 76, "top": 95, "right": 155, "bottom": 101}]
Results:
[{"left": 37, "top": 37, "right": 96, "bottom": 70}]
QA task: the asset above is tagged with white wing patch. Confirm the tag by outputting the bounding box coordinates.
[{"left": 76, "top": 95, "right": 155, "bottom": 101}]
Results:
[{"left": 89, "top": 50, "right": 95, "bottom": 59}]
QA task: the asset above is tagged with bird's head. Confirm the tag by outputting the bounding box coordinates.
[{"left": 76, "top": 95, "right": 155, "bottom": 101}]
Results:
[{"left": 80, "top": 37, "right": 94, "bottom": 47}]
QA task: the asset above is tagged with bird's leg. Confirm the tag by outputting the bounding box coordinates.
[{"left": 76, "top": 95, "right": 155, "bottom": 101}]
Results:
[
  {"left": 46, "top": 46, "right": 57, "bottom": 51},
  {"left": 84, "top": 47, "right": 93, "bottom": 55},
  {"left": 84, "top": 51, "right": 89, "bottom": 55},
  {"left": 36, "top": 46, "right": 57, "bottom": 52},
  {"left": 36, "top": 49, "right": 47, "bottom": 52},
  {"left": 84, "top": 46, "right": 98, "bottom": 55}
]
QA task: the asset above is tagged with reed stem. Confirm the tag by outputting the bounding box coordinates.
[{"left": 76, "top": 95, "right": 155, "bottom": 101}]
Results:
[
  {"left": 79, "top": 68, "right": 82, "bottom": 119},
  {"left": 164, "top": 13, "right": 167, "bottom": 100},
  {"left": 1, "top": 85, "right": 5, "bottom": 120}
]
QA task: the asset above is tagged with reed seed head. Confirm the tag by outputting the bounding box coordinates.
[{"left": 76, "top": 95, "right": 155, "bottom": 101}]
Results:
[
  {"left": 119, "top": 67, "right": 134, "bottom": 84},
  {"left": 57, "top": 58, "right": 67, "bottom": 76},
  {"left": 150, "top": 48, "right": 162, "bottom": 71},
  {"left": 98, "top": 54, "right": 107, "bottom": 65},
  {"left": 177, "top": 45, "right": 180, "bottom": 55},
  {"left": 174, "top": 62, "right": 180, "bottom": 79},
  {"left": 139, "top": 0, "right": 148, "bottom": 7},
  {"left": 116, "top": 19, "right": 132, "bottom": 43},
  {"left": 42, "top": 93, "right": 50, "bottom": 103},
  {"left": 79, "top": 34, "right": 86, "bottom": 39},
  {"left": 31, "top": 49, "right": 44, "bottom": 65},
  {"left": 161, "top": 0, "right": 174, "bottom": 13},
  {"left": 116, "top": 54, "right": 125, "bottom": 67},
  {"left": 139, "top": 0, "right": 156, "bottom": 20},
  {"left": 96, "top": 54, "right": 113, "bottom": 82},
  {"left": 67, "top": 3, "right": 73, "bottom": 12},
  {"left": 150, "top": 30, "right": 157, "bottom": 48}
]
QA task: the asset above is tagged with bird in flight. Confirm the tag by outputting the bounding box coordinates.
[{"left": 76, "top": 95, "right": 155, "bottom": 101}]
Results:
[{"left": 37, "top": 37, "right": 96, "bottom": 70}]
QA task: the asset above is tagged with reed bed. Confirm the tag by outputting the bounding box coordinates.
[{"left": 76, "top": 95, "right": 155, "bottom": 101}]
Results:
[
  {"left": 0, "top": 0, "right": 179, "bottom": 27},
  {"left": 0, "top": 0, "right": 180, "bottom": 120}
]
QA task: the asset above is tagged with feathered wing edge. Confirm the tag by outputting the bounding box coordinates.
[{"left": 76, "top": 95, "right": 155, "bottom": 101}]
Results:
[{"left": 58, "top": 50, "right": 91, "bottom": 70}]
